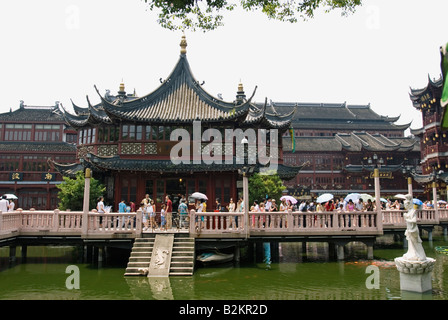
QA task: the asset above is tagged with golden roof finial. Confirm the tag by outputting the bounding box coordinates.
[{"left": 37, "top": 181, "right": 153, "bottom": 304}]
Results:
[
  {"left": 180, "top": 33, "right": 187, "bottom": 55},
  {"left": 238, "top": 80, "right": 244, "bottom": 92},
  {"left": 118, "top": 79, "right": 125, "bottom": 95}
]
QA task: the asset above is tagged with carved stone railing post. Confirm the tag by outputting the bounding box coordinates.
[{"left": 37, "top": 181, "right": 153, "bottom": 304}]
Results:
[
  {"left": 189, "top": 210, "right": 196, "bottom": 235},
  {"left": 52, "top": 209, "right": 59, "bottom": 232},
  {"left": 82, "top": 168, "right": 91, "bottom": 235},
  {"left": 135, "top": 209, "right": 143, "bottom": 235}
]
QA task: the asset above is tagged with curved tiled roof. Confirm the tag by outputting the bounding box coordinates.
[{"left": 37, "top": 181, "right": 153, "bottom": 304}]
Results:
[
  {"left": 270, "top": 101, "right": 410, "bottom": 131},
  {"left": 0, "top": 104, "right": 64, "bottom": 123},
  {"left": 56, "top": 153, "right": 303, "bottom": 180},
  {"left": 409, "top": 75, "right": 443, "bottom": 110},
  {"left": 62, "top": 52, "right": 294, "bottom": 130},
  {"left": 97, "top": 55, "right": 254, "bottom": 124},
  {"left": 283, "top": 132, "right": 418, "bottom": 153}
]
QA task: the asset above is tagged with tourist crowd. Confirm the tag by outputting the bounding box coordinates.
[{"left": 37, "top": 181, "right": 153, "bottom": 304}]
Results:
[{"left": 94, "top": 193, "right": 448, "bottom": 231}]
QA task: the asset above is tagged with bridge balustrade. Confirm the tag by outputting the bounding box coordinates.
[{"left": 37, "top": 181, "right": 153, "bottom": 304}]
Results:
[
  {"left": 188, "top": 209, "right": 381, "bottom": 236},
  {"left": 0, "top": 207, "right": 445, "bottom": 239},
  {"left": 439, "top": 208, "right": 448, "bottom": 221},
  {"left": 382, "top": 210, "right": 405, "bottom": 227}
]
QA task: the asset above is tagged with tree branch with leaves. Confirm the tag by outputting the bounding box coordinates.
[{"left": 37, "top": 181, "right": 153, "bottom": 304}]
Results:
[{"left": 143, "top": 0, "right": 362, "bottom": 31}]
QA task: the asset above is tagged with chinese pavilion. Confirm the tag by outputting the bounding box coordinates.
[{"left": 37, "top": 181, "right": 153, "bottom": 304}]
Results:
[{"left": 53, "top": 36, "right": 302, "bottom": 211}]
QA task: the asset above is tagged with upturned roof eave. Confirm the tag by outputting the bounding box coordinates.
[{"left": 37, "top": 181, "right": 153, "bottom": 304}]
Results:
[{"left": 96, "top": 54, "right": 254, "bottom": 123}]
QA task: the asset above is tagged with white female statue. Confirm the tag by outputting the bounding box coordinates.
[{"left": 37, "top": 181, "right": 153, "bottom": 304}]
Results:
[{"left": 402, "top": 194, "right": 427, "bottom": 261}]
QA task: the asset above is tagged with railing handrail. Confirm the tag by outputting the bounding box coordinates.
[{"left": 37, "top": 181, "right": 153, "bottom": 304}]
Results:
[{"left": 0, "top": 207, "right": 445, "bottom": 239}]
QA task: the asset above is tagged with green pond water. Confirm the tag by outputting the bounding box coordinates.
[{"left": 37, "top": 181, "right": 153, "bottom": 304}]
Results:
[{"left": 1, "top": 231, "right": 448, "bottom": 300}]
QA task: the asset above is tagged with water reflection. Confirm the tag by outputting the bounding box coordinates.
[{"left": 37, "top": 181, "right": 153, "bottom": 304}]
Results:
[{"left": 0, "top": 231, "right": 447, "bottom": 300}]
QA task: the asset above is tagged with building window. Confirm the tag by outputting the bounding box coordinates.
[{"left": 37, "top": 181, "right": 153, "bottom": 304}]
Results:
[
  {"left": 129, "top": 125, "right": 135, "bottom": 139},
  {"left": 0, "top": 155, "right": 20, "bottom": 171},
  {"left": 4, "top": 124, "right": 32, "bottom": 141},
  {"left": 122, "top": 125, "right": 129, "bottom": 140},
  {"left": 158, "top": 126, "right": 164, "bottom": 140},
  {"left": 136, "top": 125, "right": 142, "bottom": 140},
  {"left": 34, "top": 124, "right": 61, "bottom": 142}
]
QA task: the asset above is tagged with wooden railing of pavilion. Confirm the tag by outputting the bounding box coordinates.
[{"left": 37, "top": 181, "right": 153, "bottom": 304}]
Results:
[{"left": 1, "top": 208, "right": 447, "bottom": 239}]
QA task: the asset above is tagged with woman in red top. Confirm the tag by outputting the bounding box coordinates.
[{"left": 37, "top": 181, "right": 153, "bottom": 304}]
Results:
[{"left": 324, "top": 200, "right": 335, "bottom": 211}]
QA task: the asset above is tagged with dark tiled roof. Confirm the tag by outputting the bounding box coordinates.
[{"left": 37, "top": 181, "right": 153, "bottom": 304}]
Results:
[
  {"left": 283, "top": 132, "right": 418, "bottom": 153},
  {"left": 0, "top": 104, "right": 64, "bottom": 123},
  {"left": 63, "top": 54, "right": 294, "bottom": 130},
  {"left": 409, "top": 75, "right": 443, "bottom": 110},
  {"left": 50, "top": 162, "right": 85, "bottom": 178},
  {"left": 58, "top": 153, "right": 303, "bottom": 180},
  {"left": 267, "top": 101, "right": 410, "bottom": 131},
  {"left": 410, "top": 75, "right": 443, "bottom": 97},
  {"left": 411, "top": 171, "right": 448, "bottom": 184},
  {"left": 0, "top": 141, "right": 76, "bottom": 153},
  {"left": 345, "top": 164, "right": 405, "bottom": 173}
]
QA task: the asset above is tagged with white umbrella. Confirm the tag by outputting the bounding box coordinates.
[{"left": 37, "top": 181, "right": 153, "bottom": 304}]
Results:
[
  {"left": 438, "top": 200, "right": 447, "bottom": 204},
  {"left": 280, "top": 195, "right": 298, "bottom": 204},
  {"left": 380, "top": 198, "right": 388, "bottom": 203},
  {"left": 394, "top": 194, "right": 407, "bottom": 200},
  {"left": 360, "top": 193, "right": 374, "bottom": 202},
  {"left": 344, "top": 193, "right": 360, "bottom": 202},
  {"left": 3, "top": 194, "right": 18, "bottom": 200},
  {"left": 190, "top": 192, "right": 208, "bottom": 200},
  {"left": 316, "top": 193, "right": 334, "bottom": 203}
]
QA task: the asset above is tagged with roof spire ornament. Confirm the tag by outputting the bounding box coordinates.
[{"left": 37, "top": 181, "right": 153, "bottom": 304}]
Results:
[
  {"left": 236, "top": 80, "right": 246, "bottom": 104},
  {"left": 118, "top": 79, "right": 126, "bottom": 96},
  {"left": 180, "top": 33, "right": 187, "bottom": 55}
]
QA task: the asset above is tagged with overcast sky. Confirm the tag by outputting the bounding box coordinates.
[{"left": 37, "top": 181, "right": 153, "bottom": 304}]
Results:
[{"left": 1, "top": 0, "right": 447, "bottom": 133}]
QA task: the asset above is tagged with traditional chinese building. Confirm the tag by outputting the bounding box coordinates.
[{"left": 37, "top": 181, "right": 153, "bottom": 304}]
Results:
[
  {"left": 54, "top": 36, "right": 302, "bottom": 211},
  {"left": 0, "top": 102, "right": 77, "bottom": 209},
  {"left": 410, "top": 75, "right": 448, "bottom": 198},
  {"left": 276, "top": 102, "right": 422, "bottom": 198}
]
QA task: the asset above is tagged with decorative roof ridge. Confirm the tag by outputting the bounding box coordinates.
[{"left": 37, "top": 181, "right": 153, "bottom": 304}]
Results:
[
  {"left": 390, "top": 121, "right": 412, "bottom": 130},
  {"left": 351, "top": 132, "right": 370, "bottom": 147},
  {"left": 266, "top": 102, "right": 296, "bottom": 118},
  {"left": 334, "top": 134, "right": 352, "bottom": 148},
  {"left": 113, "top": 55, "right": 245, "bottom": 111},
  {"left": 71, "top": 99, "right": 89, "bottom": 116},
  {"left": 410, "top": 74, "right": 443, "bottom": 97},
  {"left": 364, "top": 131, "right": 400, "bottom": 149},
  {"left": 86, "top": 95, "right": 112, "bottom": 125},
  {"left": 344, "top": 102, "right": 357, "bottom": 118},
  {"left": 95, "top": 54, "right": 255, "bottom": 123},
  {"left": 50, "top": 159, "right": 81, "bottom": 167},
  {"left": 60, "top": 102, "right": 89, "bottom": 128},
  {"left": 346, "top": 102, "right": 371, "bottom": 109},
  {"left": 292, "top": 135, "right": 335, "bottom": 140},
  {"left": 380, "top": 114, "right": 401, "bottom": 122},
  {"left": 410, "top": 126, "right": 424, "bottom": 135}
]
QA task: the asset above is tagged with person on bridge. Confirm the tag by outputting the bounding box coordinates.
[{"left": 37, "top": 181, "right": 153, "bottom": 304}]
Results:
[
  {"left": 8, "top": 199, "right": 15, "bottom": 212},
  {"left": 0, "top": 195, "right": 8, "bottom": 213},
  {"left": 178, "top": 199, "right": 188, "bottom": 229},
  {"left": 165, "top": 195, "right": 173, "bottom": 229}
]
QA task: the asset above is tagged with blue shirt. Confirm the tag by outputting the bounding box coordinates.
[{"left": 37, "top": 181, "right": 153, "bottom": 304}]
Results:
[
  {"left": 178, "top": 202, "right": 188, "bottom": 214},
  {"left": 118, "top": 202, "right": 126, "bottom": 212}
]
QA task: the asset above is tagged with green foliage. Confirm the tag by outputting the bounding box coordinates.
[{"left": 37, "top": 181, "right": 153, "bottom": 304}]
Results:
[
  {"left": 248, "top": 172, "right": 286, "bottom": 205},
  {"left": 56, "top": 172, "right": 106, "bottom": 211},
  {"left": 143, "top": 0, "right": 362, "bottom": 31}
]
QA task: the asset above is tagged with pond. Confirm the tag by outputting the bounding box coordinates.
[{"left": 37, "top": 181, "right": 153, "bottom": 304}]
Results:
[{"left": 0, "top": 230, "right": 447, "bottom": 301}]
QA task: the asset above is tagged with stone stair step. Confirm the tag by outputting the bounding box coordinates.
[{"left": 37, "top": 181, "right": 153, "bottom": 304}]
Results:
[{"left": 125, "top": 235, "right": 195, "bottom": 277}]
